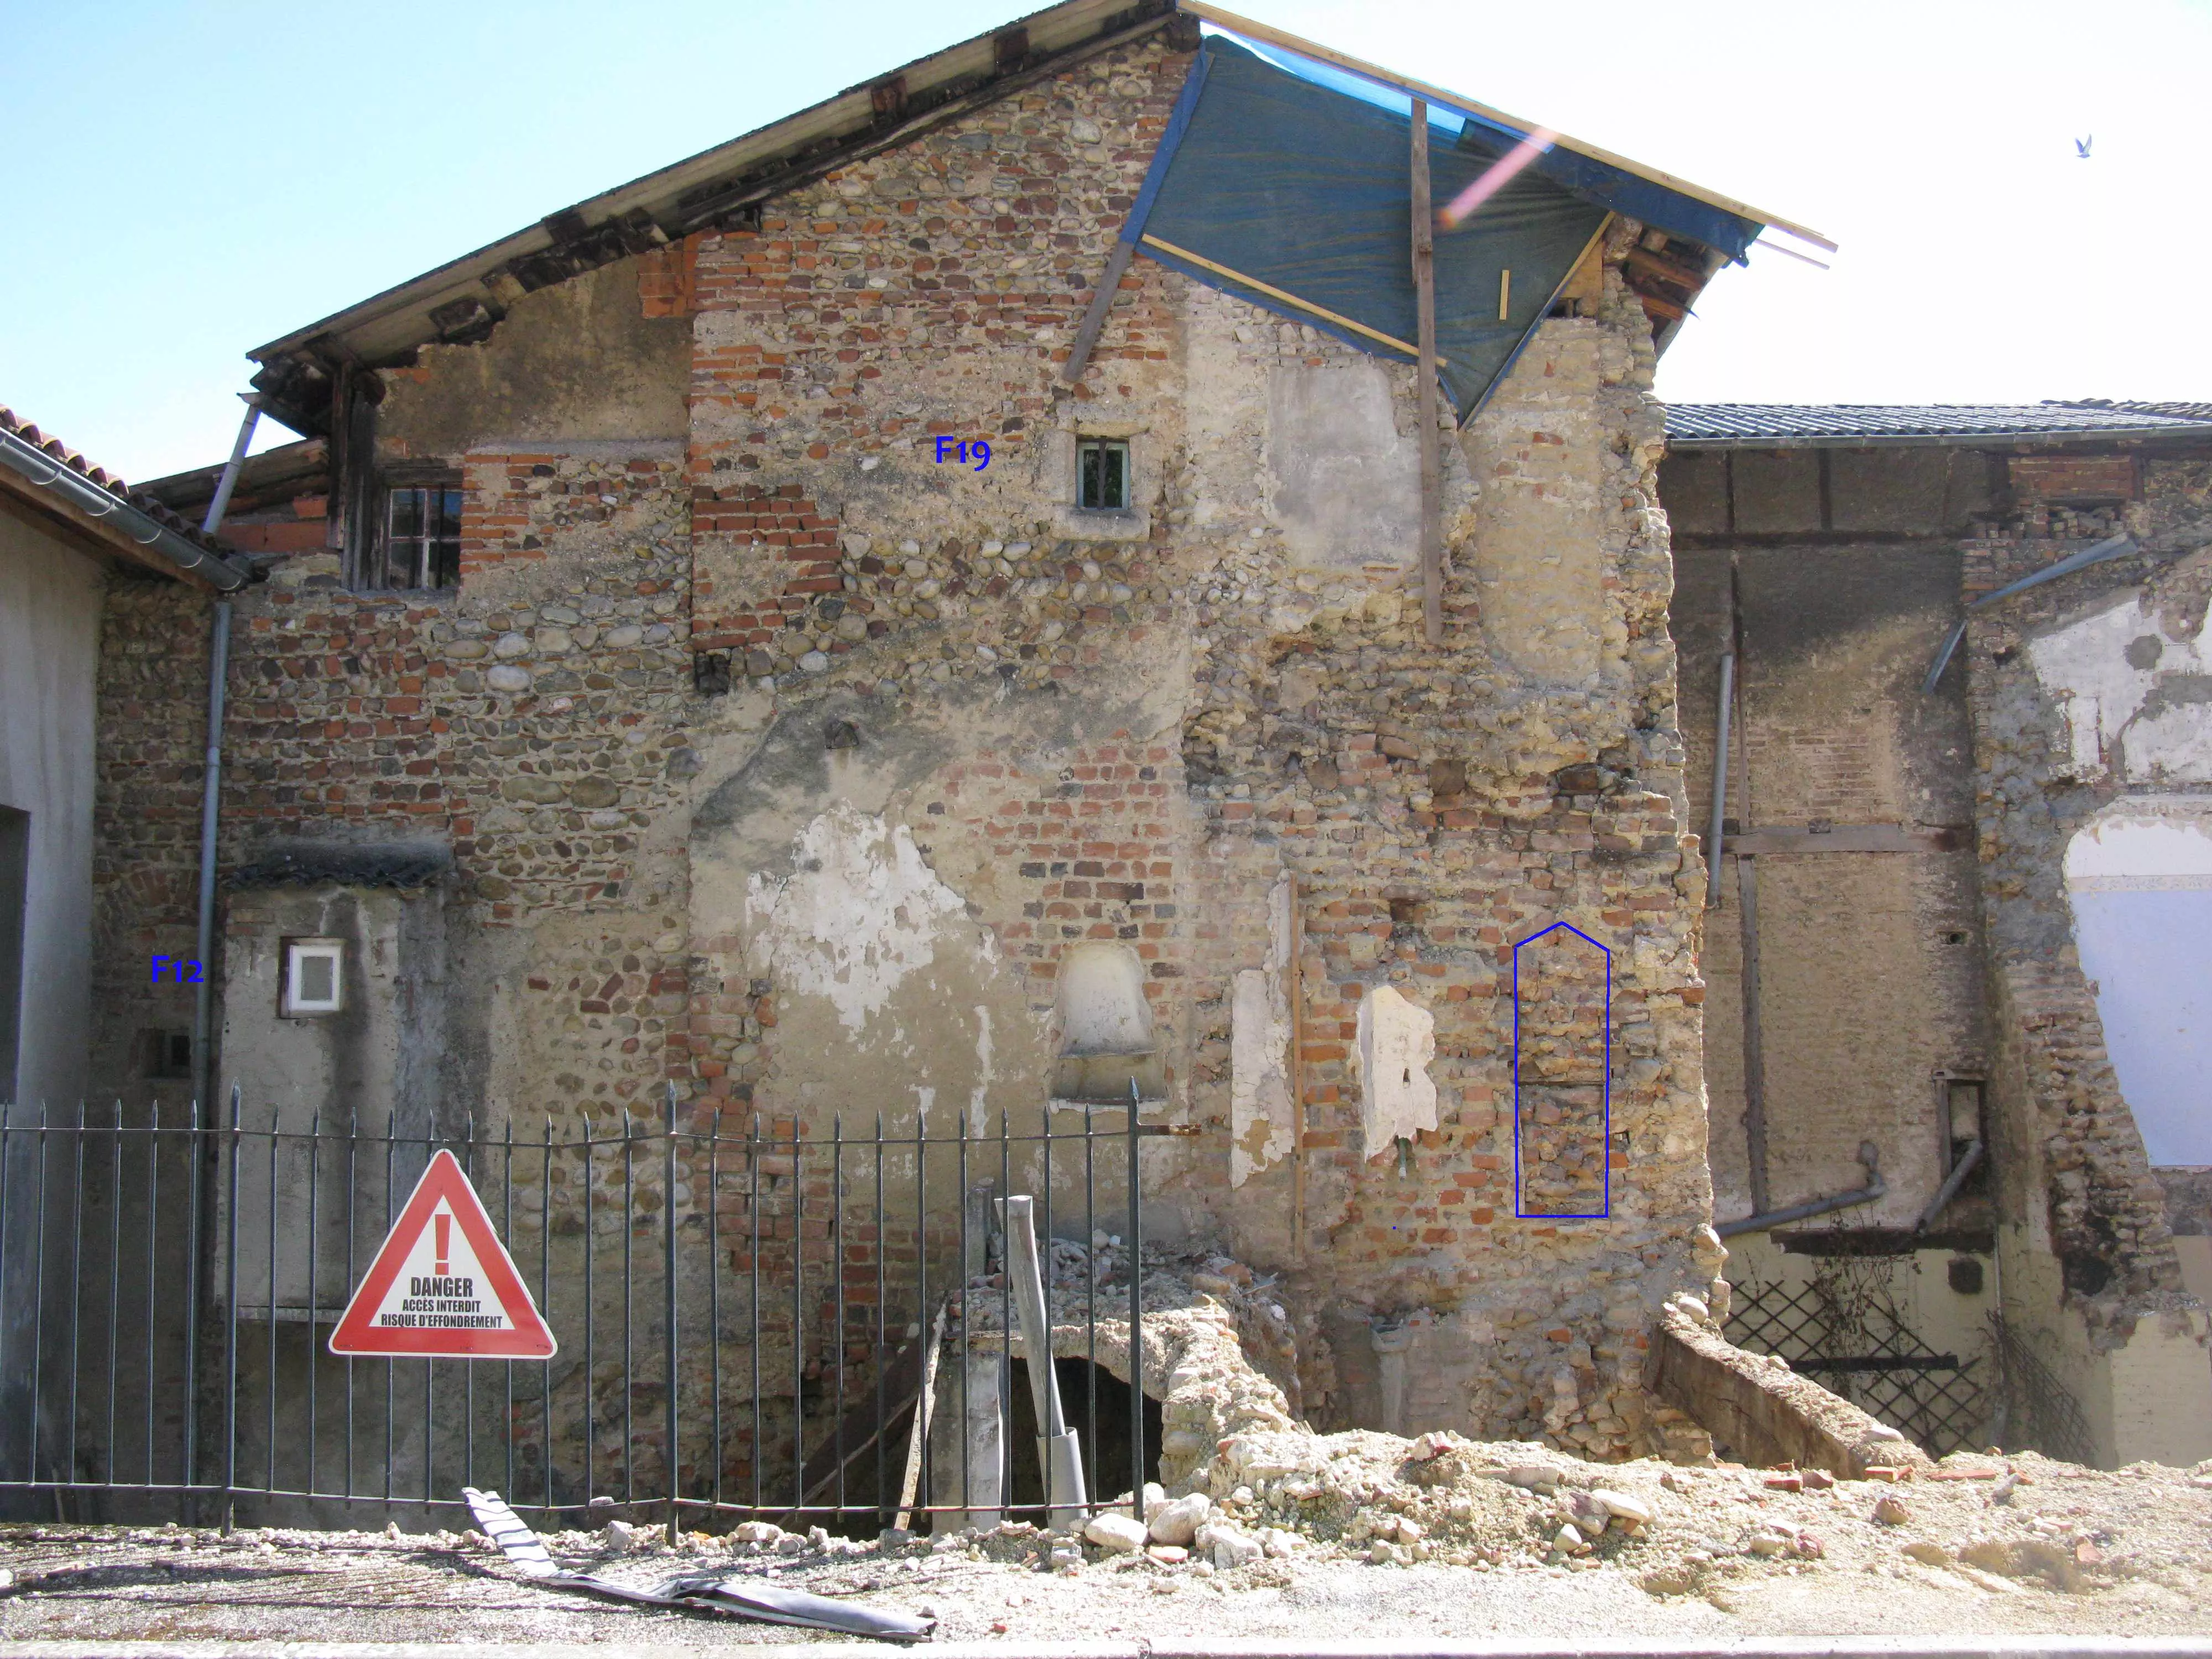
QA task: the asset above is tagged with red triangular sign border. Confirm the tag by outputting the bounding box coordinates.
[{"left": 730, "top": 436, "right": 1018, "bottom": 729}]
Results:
[{"left": 328, "top": 1149, "right": 556, "bottom": 1359}]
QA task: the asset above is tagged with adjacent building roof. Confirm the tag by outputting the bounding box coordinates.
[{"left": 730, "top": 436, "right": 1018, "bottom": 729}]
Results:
[
  {"left": 0, "top": 405, "right": 251, "bottom": 590},
  {"left": 1665, "top": 403, "right": 2212, "bottom": 449},
  {"left": 244, "top": 0, "right": 1823, "bottom": 440},
  {"left": 2055, "top": 398, "right": 2212, "bottom": 424}
]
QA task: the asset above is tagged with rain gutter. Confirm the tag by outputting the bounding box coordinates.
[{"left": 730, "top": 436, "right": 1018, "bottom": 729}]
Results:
[{"left": 0, "top": 421, "right": 249, "bottom": 592}]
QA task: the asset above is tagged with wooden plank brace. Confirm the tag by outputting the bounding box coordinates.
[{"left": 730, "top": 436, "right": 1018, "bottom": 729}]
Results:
[{"left": 1411, "top": 101, "right": 1444, "bottom": 645}]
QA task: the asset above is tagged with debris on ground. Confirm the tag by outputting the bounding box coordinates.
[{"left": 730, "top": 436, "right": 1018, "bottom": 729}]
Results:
[
  {"left": 0, "top": 1449, "right": 2203, "bottom": 1644},
  {"left": 463, "top": 1487, "right": 935, "bottom": 1642}
]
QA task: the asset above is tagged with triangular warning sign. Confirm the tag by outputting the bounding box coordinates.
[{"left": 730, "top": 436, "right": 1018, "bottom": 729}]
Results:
[{"left": 330, "top": 1149, "right": 555, "bottom": 1359}]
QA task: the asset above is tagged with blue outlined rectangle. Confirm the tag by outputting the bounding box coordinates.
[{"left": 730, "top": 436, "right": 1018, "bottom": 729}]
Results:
[{"left": 1511, "top": 923, "right": 1612, "bottom": 1219}]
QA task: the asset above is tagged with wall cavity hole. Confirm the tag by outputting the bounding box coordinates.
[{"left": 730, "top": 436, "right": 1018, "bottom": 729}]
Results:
[{"left": 1004, "top": 1358, "right": 1161, "bottom": 1517}]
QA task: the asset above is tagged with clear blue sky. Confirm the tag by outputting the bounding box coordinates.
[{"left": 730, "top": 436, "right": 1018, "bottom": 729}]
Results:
[{"left": 6, "top": 0, "right": 2209, "bottom": 484}]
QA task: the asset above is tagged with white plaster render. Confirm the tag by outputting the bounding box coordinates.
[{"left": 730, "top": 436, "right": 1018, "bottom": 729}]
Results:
[
  {"left": 2027, "top": 587, "right": 2212, "bottom": 782},
  {"left": 0, "top": 512, "right": 103, "bottom": 1110},
  {"left": 1458, "top": 325, "right": 1613, "bottom": 688},
  {"left": 2063, "top": 806, "right": 2212, "bottom": 1165},
  {"left": 1056, "top": 942, "right": 1153, "bottom": 1056},
  {"left": 1265, "top": 362, "right": 1421, "bottom": 571},
  {"left": 742, "top": 803, "right": 983, "bottom": 1034},
  {"left": 1230, "top": 875, "right": 1295, "bottom": 1187},
  {"left": 2064, "top": 801, "right": 2212, "bottom": 890},
  {"left": 1357, "top": 985, "right": 1438, "bottom": 1158}
]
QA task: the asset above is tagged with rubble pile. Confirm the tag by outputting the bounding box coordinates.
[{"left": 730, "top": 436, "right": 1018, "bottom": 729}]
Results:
[{"left": 950, "top": 1242, "right": 1306, "bottom": 1490}]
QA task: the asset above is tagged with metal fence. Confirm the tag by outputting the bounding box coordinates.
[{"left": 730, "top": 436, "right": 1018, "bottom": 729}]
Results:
[
  {"left": 0, "top": 1088, "right": 1160, "bottom": 1536},
  {"left": 1986, "top": 1311, "right": 2094, "bottom": 1466},
  {"left": 1725, "top": 1266, "right": 1990, "bottom": 1458}
]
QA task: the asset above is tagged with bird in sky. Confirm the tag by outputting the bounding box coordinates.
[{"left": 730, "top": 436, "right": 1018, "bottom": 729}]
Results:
[{"left": 2076, "top": 135, "right": 2094, "bottom": 159}]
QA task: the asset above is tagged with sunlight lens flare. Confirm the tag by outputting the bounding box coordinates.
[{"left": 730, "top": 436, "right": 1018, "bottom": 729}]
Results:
[{"left": 1438, "top": 127, "right": 1559, "bottom": 230}]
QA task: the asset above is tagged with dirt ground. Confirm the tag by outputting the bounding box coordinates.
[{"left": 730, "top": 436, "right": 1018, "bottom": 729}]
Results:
[{"left": 0, "top": 1449, "right": 2206, "bottom": 1646}]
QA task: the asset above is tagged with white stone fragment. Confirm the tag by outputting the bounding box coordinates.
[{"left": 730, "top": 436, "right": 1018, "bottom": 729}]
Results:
[
  {"left": 1196, "top": 1519, "right": 1263, "bottom": 1568},
  {"left": 1592, "top": 1490, "right": 1654, "bottom": 1526},
  {"left": 1083, "top": 1512, "right": 1149, "bottom": 1553},
  {"left": 487, "top": 666, "right": 532, "bottom": 693},
  {"left": 1146, "top": 1492, "right": 1212, "bottom": 1546}
]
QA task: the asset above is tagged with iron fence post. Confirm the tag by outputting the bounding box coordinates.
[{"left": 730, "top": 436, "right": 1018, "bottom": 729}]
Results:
[
  {"left": 664, "top": 1082, "right": 680, "bottom": 1545},
  {"left": 1126, "top": 1078, "right": 1142, "bottom": 1521},
  {"left": 222, "top": 1083, "right": 240, "bottom": 1534}
]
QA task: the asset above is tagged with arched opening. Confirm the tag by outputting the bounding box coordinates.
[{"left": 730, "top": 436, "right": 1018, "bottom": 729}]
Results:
[
  {"left": 1052, "top": 943, "right": 1165, "bottom": 1103},
  {"left": 1003, "top": 1356, "right": 1162, "bottom": 1516}
]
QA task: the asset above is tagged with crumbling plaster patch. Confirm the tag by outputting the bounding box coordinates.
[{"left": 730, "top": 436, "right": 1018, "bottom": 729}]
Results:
[
  {"left": 1357, "top": 985, "right": 1438, "bottom": 1159},
  {"left": 2027, "top": 560, "right": 2212, "bottom": 782},
  {"left": 1230, "top": 874, "right": 1295, "bottom": 1186},
  {"left": 743, "top": 804, "right": 978, "bottom": 1033}
]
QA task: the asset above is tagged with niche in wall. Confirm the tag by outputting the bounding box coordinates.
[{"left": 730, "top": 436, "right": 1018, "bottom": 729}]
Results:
[{"left": 1051, "top": 942, "right": 1165, "bottom": 1104}]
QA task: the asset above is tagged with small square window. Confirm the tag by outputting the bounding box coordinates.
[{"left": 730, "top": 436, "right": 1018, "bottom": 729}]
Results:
[
  {"left": 281, "top": 939, "right": 345, "bottom": 1018},
  {"left": 142, "top": 1030, "right": 192, "bottom": 1081},
  {"left": 1077, "top": 439, "right": 1130, "bottom": 512},
  {"left": 375, "top": 486, "right": 462, "bottom": 591}
]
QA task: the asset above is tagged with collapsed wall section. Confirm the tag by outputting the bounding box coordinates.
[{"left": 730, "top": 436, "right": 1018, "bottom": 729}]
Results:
[{"left": 1963, "top": 479, "right": 2212, "bottom": 1468}]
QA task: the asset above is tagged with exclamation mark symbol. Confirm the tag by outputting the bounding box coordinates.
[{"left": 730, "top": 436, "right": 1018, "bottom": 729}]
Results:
[{"left": 434, "top": 1213, "right": 451, "bottom": 1277}]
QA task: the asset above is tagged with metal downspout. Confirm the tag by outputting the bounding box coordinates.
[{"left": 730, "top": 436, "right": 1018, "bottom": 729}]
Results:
[
  {"left": 1915, "top": 1138, "right": 1985, "bottom": 1232},
  {"left": 188, "top": 398, "right": 259, "bottom": 1115},
  {"left": 1703, "top": 576, "right": 1735, "bottom": 910},
  {"left": 1717, "top": 1141, "right": 1886, "bottom": 1239}
]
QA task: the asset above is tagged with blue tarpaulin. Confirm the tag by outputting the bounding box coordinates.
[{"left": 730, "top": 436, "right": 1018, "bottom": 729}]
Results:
[{"left": 1122, "top": 36, "right": 1759, "bottom": 422}]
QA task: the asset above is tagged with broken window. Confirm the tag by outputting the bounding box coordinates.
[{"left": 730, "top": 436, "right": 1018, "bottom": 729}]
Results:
[
  {"left": 142, "top": 1029, "right": 192, "bottom": 1082},
  {"left": 1076, "top": 439, "right": 1130, "bottom": 512},
  {"left": 374, "top": 484, "right": 462, "bottom": 591}
]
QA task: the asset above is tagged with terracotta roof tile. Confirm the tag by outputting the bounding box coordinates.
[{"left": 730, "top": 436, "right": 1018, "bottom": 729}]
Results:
[{"left": 0, "top": 403, "right": 245, "bottom": 562}]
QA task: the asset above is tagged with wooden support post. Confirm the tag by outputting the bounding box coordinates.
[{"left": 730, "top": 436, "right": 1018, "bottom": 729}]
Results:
[
  {"left": 1287, "top": 876, "right": 1306, "bottom": 1265},
  {"left": 1060, "top": 239, "right": 1136, "bottom": 386},
  {"left": 1410, "top": 101, "right": 1444, "bottom": 646}
]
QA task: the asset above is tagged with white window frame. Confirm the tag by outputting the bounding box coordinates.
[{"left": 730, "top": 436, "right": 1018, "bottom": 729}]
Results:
[
  {"left": 1075, "top": 436, "right": 1132, "bottom": 512},
  {"left": 281, "top": 938, "right": 346, "bottom": 1018}
]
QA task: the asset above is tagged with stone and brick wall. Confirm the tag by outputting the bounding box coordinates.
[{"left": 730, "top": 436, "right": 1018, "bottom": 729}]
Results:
[{"left": 85, "top": 28, "right": 1726, "bottom": 1477}]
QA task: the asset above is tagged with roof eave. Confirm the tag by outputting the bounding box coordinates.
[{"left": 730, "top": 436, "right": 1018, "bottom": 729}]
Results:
[{"left": 246, "top": 0, "right": 1180, "bottom": 435}]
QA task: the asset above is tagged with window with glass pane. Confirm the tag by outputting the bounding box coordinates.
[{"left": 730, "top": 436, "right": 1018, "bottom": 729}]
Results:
[
  {"left": 1077, "top": 439, "right": 1130, "bottom": 511},
  {"left": 380, "top": 486, "right": 462, "bottom": 589}
]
